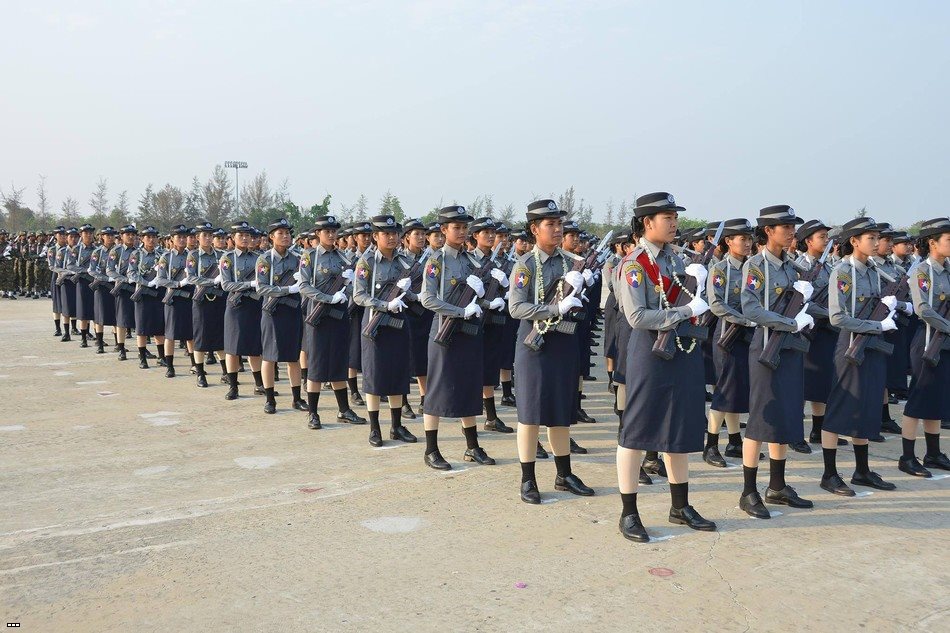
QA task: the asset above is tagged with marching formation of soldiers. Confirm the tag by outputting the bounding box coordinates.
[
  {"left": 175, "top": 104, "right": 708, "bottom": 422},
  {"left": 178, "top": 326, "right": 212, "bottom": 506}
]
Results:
[
  {"left": 0, "top": 229, "right": 56, "bottom": 299},
  {"left": 16, "top": 194, "right": 950, "bottom": 543}
]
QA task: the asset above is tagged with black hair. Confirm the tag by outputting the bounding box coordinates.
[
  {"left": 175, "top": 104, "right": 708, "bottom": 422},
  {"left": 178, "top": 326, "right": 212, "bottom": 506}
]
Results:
[
  {"left": 753, "top": 226, "right": 768, "bottom": 246},
  {"left": 839, "top": 239, "right": 854, "bottom": 256},
  {"left": 631, "top": 216, "right": 646, "bottom": 240},
  {"left": 916, "top": 236, "right": 930, "bottom": 258}
]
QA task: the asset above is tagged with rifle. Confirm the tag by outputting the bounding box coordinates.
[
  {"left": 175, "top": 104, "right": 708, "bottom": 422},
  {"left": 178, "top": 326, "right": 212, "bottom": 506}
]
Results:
[
  {"left": 227, "top": 261, "right": 258, "bottom": 307},
  {"left": 162, "top": 263, "right": 193, "bottom": 305},
  {"left": 111, "top": 280, "right": 135, "bottom": 297},
  {"left": 922, "top": 301, "right": 950, "bottom": 367},
  {"left": 304, "top": 251, "right": 356, "bottom": 327},
  {"left": 844, "top": 270, "right": 908, "bottom": 365},
  {"left": 261, "top": 266, "right": 299, "bottom": 314},
  {"left": 433, "top": 243, "right": 503, "bottom": 347},
  {"left": 130, "top": 281, "right": 159, "bottom": 302},
  {"left": 522, "top": 231, "right": 615, "bottom": 352},
  {"left": 653, "top": 223, "right": 723, "bottom": 360},
  {"left": 361, "top": 248, "right": 431, "bottom": 339},
  {"left": 192, "top": 261, "right": 222, "bottom": 304}
]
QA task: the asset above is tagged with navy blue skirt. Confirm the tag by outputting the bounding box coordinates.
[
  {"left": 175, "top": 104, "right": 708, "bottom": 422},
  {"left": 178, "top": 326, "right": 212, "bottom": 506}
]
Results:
[
  {"left": 348, "top": 305, "right": 364, "bottom": 371},
  {"left": 164, "top": 296, "right": 193, "bottom": 341},
  {"left": 305, "top": 311, "right": 350, "bottom": 382},
  {"left": 702, "top": 317, "right": 718, "bottom": 385},
  {"left": 804, "top": 324, "right": 837, "bottom": 403},
  {"left": 75, "top": 277, "right": 95, "bottom": 321},
  {"left": 620, "top": 328, "right": 705, "bottom": 453},
  {"left": 711, "top": 325, "right": 752, "bottom": 414},
  {"left": 481, "top": 321, "right": 505, "bottom": 386},
  {"left": 224, "top": 296, "right": 263, "bottom": 357},
  {"left": 746, "top": 328, "right": 805, "bottom": 444},
  {"left": 59, "top": 279, "right": 76, "bottom": 316},
  {"left": 406, "top": 308, "right": 434, "bottom": 377},
  {"left": 611, "top": 318, "right": 633, "bottom": 385},
  {"left": 514, "top": 320, "right": 578, "bottom": 427},
  {"left": 51, "top": 276, "right": 61, "bottom": 313},
  {"left": 884, "top": 326, "right": 909, "bottom": 393},
  {"left": 500, "top": 312, "right": 519, "bottom": 371},
  {"left": 115, "top": 288, "right": 135, "bottom": 329},
  {"left": 261, "top": 301, "right": 302, "bottom": 362},
  {"left": 603, "top": 294, "right": 618, "bottom": 359},
  {"left": 192, "top": 296, "right": 225, "bottom": 351},
  {"left": 361, "top": 310, "right": 411, "bottom": 395},
  {"left": 824, "top": 330, "right": 888, "bottom": 439},
  {"left": 134, "top": 293, "right": 165, "bottom": 336},
  {"left": 904, "top": 327, "right": 950, "bottom": 420},
  {"left": 93, "top": 286, "right": 116, "bottom": 326},
  {"left": 425, "top": 317, "right": 483, "bottom": 418}
]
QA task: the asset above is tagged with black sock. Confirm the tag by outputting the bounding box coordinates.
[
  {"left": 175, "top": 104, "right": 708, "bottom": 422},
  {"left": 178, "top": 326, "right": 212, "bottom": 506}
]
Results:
[
  {"left": 219, "top": 359, "right": 227, "bottom": 375},
  {"left": 96, "top": 331, "right": 104, "bottom": 345},
  {"left": 117, "top": 342, "right": 125, "bottom": 352},
  {"left": 252, "top": 370, "right": 263, "bottom": 387},
  {"left": 742, "top": 466, "right": 758, "bottom": 496},
  {"left": 291, "top": 385, "right": 301, "bottom": 401},
  {"left": 81, "top": 327, "right": 89, "bottom": 339},
  {"left": 669, "top": 482, "right": 688, "bottom": 510},
  {"left": 188, "top": 352, "right": 196, "bottom": 368},
  {"left": 307, "top": 390, "right": 320, "bottom": 414},
  {"left": 264, "top": 386, "right": 276, "bottom": 405},
  {"left": 425, "top": 429, "right": 438, "bottom": 455},
  {"left": 822, "top": 448, "right": 838, "bottom": 479},
  {"left": 502, "top": 381, "right": 513, "bottom": 398},
  {"left": 54, "top": 318, "right": 61, "bottom": 332},
  {"left": 645, "top": 450, "right": 659, "bottom": 462},
  {"left": 113, "top": 332, "right": 118, "bottom": 345},
  {"left": 521, "top": 461, "right": 536, "bottom": 483},
  {"left": 728, "top": 432, "right": 742, "bottom": 447},
  {"left": 165, "top": 355, "right": 174, "bottom": 369},
  {"left": 812, "top": 415, "right": 824, "bottom": 436},
  {"left": 333, "top": 388, "right": 349, "bottom": 412},
  {"left": 368, "top": 410, "right": 380, "bottom": 434},
  {"left": 347, "top": 376, "right": 359, "bottom": 394},
  {"left": 881, "top": 403, "right": 893, "bottom": 423},
  {"left": 462, "top": 425, "right": 479, "bottom": 450},
  {"left": 554, "top": 454, "right": 571, "bottom": 478},
  {"left": 420, "top": 394, "right": 425, "bottom": 408},
  {"left": 138, "top": 346, "right": 147, "bottom": 360},
  {"left": 484, "top": 397, "right": 497, "bottom": 421},
  {"left": 227, "top": 372, "right": 238, "bottom": 389},
  {"left": 390, "top": 407, "right": 402, "bottom": 429},
  {"left": 768, "top": 458, "right": 786, "bottom": 491},
  {"left": 706, "top": 432, "right": 718, "bottom": 450},
  {"left": 155, "top": 344, "right": 163, "bottom": 359},
  {"left": 854, "top": 444, "right": 870, "bottom": 475},
  {"left": 621, "top": 492, "right": 638, "bottom": 517},
  {"left": 607, "top": 370, "right": 614, "bottom": 384},
  {"left": 196, "top": 363, "right": 206, "bottom": 377},
  {"left": 925, "top": 432, "right": 941, "bottom": 457},
  {"left": 902, "top": 437, "right": 916, "bottom": 459}
]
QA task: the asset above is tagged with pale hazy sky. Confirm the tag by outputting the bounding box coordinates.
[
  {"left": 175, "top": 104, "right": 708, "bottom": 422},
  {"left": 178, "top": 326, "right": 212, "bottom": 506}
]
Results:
[{"left": 2, "top": 0, "right": 948, "bottom": 224}]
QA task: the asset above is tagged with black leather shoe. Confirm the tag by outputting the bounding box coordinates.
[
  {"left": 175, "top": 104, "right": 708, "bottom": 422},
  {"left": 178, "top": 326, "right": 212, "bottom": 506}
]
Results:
[
  {"left": 705, "top": 391, "right": 713, "bottom": 402},
  {"left": 484, "top": 418, "right": 513, "bottom": 433},
  {"left": 639, "top": 467, "right": 653, "bottom": 485},
  {"left": 190, "top": 366, "right": 198, "bottom": 375},
  {"left": 307, "top": 413, "right": 322, "bottom": 430},
  {"left": 292, "top": 398, "right": 308, "bottom": 412},
  {"left": 165, "top": 367, "right": 175, "bottom": 378},
  {"left": 789, "top": 440, "right": 812, "bottom": 454},
  {"left": 368, "top": 429, "right": 383, "bottom": 447},
  {"left": 851, "top": 471, "right": 896, "bottom": 490},
  {"left": 118, "top": 349, "right": 127, "bottom": 361},
  {"left": 139, "top": 359, "right": 149, "bottom": 369},
  {"left": 71, "top": 326, "right": 80, "bottom": 335},
  {"left": 263, "top": 401, "right": 277, "bottom": 414},
  {"left": 887, "top": 395, "right": 899, "bottom": 405},
  {"left": 96, "top": 345, "right": 105, "bottom": 354},
  {"left": 254, "top": 385, "right": 266, "bottom": 396},
  {"left": 79, "top": 337, "right": 89, "bottom": 348},
  {"left": 554, "top": 473, "right": 594, "bottom": 496},
  {"left": 501, "top": 394, "right": 516, "bottom": 407},
  {"left": 923, "top": 452, "right": 950, "bottom": 471},
  {"left": 463, "top": 447, "right": 495, "bottom": 465},
  {"left": 898, "top": 455, "right": 932, "bottom": 478},
  {"left": 220, "top": 374, "right": 229, "bottom": 384},
  {"left": 390, "top": 426, "right": 417, "bottom": 443},
  {"left": 196, "top": 374, "right": 208, "bottom": 388},
  {"left": 723, "top": 443, "right": 742, "bottom": 458},
  {"left": 350, "top": 391, "right": 365, "bottom": 406},
  {"left": 820, "top": 473, "right": 855, "bottom": 496},
  {"left": 61, "top": 333, "right": 71, "bottom": 342},
  {"left": 881, "top": 418, "right": 902, "bottom": 434},
  {"left": 425, "top": 450, "right": 451, "bottom": 471},
  {"left": 739, "top": 491, "right": 771, "bottom": 518},
  {"left": 703, "top": 446, "right": 727, "bottom": 468},
  {"left": 225, "top": 386, "right": 239, "bottom": 401},
  {"left": 868, "top": 433, "right": 886, "bottom": 443},
  {"left": 642, "top": 457, "right": 667, "bottom": 478},
  {"left": 575, "top": 408, "right": 596, "bottom": 424},
  {"left": 338, "top": 409, "right": 366, "bottom": 425},
  {"left": 765, "top": 485, "right": 813, "bottom": 508},
  {"left": 157, "top": 357, "right": 167, "bottom": 368},
  {"left": 570, "top": 438, "right": 588, "bottom": 454},
  {"left": 669, "top": 505, "right": 716, "bottom": 531},
  {"left": 401, "top": 402, "right": 417, "bottom": 420},
  {"left": 521, "top": 480, "right": 541, "bottom": 504},
  {"left": 536, "top": 442, "right": 549, "bottom": 459},
  {"left": 620, "top": 514, "right": 649, "bottom": 543},
  {"left": 143, "top": 349, "right": 156, "bottom": 359},
  {"left": 808, "top": 430, "right": 821, "bottom": 444}
]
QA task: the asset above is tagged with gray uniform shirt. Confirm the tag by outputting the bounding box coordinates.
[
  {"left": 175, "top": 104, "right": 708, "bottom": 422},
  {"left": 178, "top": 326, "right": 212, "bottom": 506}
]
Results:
[
  {"left": 796, "top": 252, "right": 833, "bottom": 320},
  {"left": 507, "top": 246, "right": 576, "bottom": 321},
  {"left": 707, "top": 253, "right": 754, "bottom": 327},
  {"left": 829, "top": 256, "right": 884, "bottom": 335},
  {"left": 421, "top": 244, "right": 479, "bottom": 319},
  {"left": 911, "top": 257, "right": 950, "bottom": 335},
  {"left": 617, "top": 239, "right": 692, "bottom": 331},
  {"left": 127, "top": 248, "right": 160, "bottom": 285},
  {"left": 107, "top": 244, "right": 135, "bottom": 282},
  {"left": 353, "top": 248, "right": 417, "bottom": 312},
  {"left": 256, "top": 248, "right": 300, "bottom": 297},
  {"left": 299, "top": 245, "right": 350, "bottom": 304},
  {"left": 741, "top": 248, "right": 798, "bottom": 332},
  {"left": 220, "top": 248, "right": 261, "bottom": 299},
  {"left": 154, "top": 248, "right": 189, "bottom": 288},
  {"left": 185, "top": 247, "right": 223, "bottom": 288}
]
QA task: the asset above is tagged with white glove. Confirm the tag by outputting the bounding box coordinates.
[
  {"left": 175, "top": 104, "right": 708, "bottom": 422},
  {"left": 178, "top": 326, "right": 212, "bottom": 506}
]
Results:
[
  {"left": 880, "top": 310, "right": 898, "bottom": 332},
  {"left": 880, "top": 295, "right": 897, "bottom": 311},
  {"left": 793, "top": 280, "right": 814, "bottom": 303},
  {"left": 504, "top": 291, "right": 510, "bottom": 301},
  {"left": 213, "top": 274, "right": 223, "bottom": 285},
  {"left": 466, "top": 275, "right": 485, "bottom": 298},
  {"left": 178, "top": 277, "right": 192, "bottom": 287},
  {"left": 490, "top": 268, "right": 509, "bottom": 288},
  {"left": 342, "top": 269, "right": 355, "bottom": 282},
  {"left": 287, "top": 283, "right": 301, "bottom": 294},
  {"left": 330, "top": 290, "right": 347, "bottom": 304},
  {"left": 249, "top": 279, "right": 259, "bottom": 290},
  {"left": 684, "top": 263, "right": 708, "bottom": 287},
  {"left": 902, "top": 302, "right": 914, "bottom": 315},
  {"left": 396, "top": 277, "right": 412, "bottom": 292},
  {"left": 686, "top": 295, "right": 709, "bottom": 318},
  {"left": 558, "top": 295, "right": 583, "bottom": 315},
  {"left": 564, "top": 270, "right": 584, "bottom": 292},
  {"left": 582, "top": 269, "right": 595, "bottom": 286},
  {"left": 489, "top": 297, "right": 505, "bottom": 311},
  {"left": 147, "top": 279, "right": 158, "bottom": 288},
  {"left": 794, "top": 305, "right": 815, "bottom": 332},
  {"left": 387, "top": 293, "right": 407, "bottom": 313},
  {"left": 579, "top": 288, "right": 589, "bottom": 303},
  {"left": 293, "top": 271, "right": 303, "bottom": 282},
  {"left": 462, "top": 299, "right": 483, "bottom": 319}
]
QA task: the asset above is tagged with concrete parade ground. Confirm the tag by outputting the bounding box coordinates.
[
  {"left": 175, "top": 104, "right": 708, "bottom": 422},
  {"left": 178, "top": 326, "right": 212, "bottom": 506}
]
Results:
[{"left": 1, "top": 298, "right": 948, "bottom": 632}]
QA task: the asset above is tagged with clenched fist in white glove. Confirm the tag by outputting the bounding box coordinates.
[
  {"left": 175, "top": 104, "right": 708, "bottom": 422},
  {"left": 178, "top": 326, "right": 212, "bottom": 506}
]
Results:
[
  {"left": 490, "top": 268, "right": 509, "bottom": 288},
  {"left": 341, "top": 269, "right": 355, "bottom": 283},
  {"left": 686, "top": 295, "right": 709, "bottom": 318},
  {"left": 582, "top": 269, "right": 595, "bottom": 286},
  {"left": 466, "top": 275, "right": 485, "bottom": 298},
  {"left": 178, "top": 277, "right": 192, "bottom": 287},
  {"left": 287, "top": 283, "right": 301, "bottom": 294},
  {"left": 396, "top": 277, "right": 412, "bottom": 292},
  {"left": 489, "top": 297, "right": 505, "bottom": 311},
  {"left": 249, "top": 279, "right": 259, "bottom": 290},
  {"left": 213, "top": 274, "right": 223, "bottom": 285},
  {"left": 793, "top": 280, "right": 814, "bottom": 303},
  {"left": 147, "top": 279, "right": 158, "bottom": 288},
  {"left": 387, "top": 293, "right": 407, "bottom": 313},
  {"left": 463, "top": 299, "right": 483, "bottom": 319},
  {"left": 330, "top": 290, "right": 347, "bottom": 304},
  {"left": 880, "top": 295, "right": 897, "bottom": 311},
  {"left": 880, "top": 310, "right": 898, "bottom": 332},
  {"left": 558, "top": 295, "right": 583, "bottom": 315},
  {"left": 684, "top": 263, "right": 708, "bottom": 287},
  {"left": 293, "top": 271, "right": 303, "bottom": 283},
  {"left": 564, "top": 270, "right": 584, "bottom": 293},
  {"left": 902, "top": 302, "right": 914, "bottom": 315},
  {"left": 794, "top": 305, "right": 815, "bottom": 332}
]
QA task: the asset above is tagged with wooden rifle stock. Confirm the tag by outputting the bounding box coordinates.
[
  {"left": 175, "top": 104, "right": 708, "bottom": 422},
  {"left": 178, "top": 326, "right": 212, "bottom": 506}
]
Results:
[
  {"left": 844, "top": 274, "right": 908, "bottom": 365},
  {"left": 922, "top": 301, "right": 950, "bottom": 367},
  {"left": 361, "top": 256, "right": 425, "bottom": 339},
  {"left": 433, "top": 255, "right": 496, "bottom": 347},
  {"left": 756, "top": 258, "right": 828, "bottom": 369}
]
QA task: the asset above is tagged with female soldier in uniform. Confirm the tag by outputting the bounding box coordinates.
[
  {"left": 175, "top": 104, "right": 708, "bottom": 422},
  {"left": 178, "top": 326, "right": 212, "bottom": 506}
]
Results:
[
  {"left": 221, "top": 221, "right": 265, "bottom": 400},
  {"left": 615, "top": 192, "right": 715, "bottom": 542},
  {"left": 128, "top": 226, "right": 166, "bottom": 368},
  {"left": 738, "top": 206, "right": 815, "bottom": 519},
  {"left": 704, "top": 219, "right": 756, "bottom": 467},
  {"left": 88, "top": 226, "right": 117, "bottom": 354},
  {"left": 107, "top": 225, "right": 138, "bottom": 360},
  {"left": 400, "top": 218, "right": 430, "bottom": 419},
  {"left": 68, "top": 224, "right": 97, "bottom": 347},
  {"left": 155, "top": 225, "right": 194, "bottom": 378},
  {"left": 353, "top": 215, "right": 419, "bottom": 446},
  {"left": 820, "top": 217, "right": 899, "bottom": 495},
  {"left": 493, "top": 222, "right": 518, "bottom": 408},
  {"left": 186, "top": 222, "right": 227, "bottom": 388},
  {"left": 346, "top": 221, "right": 374, "bottom": 407},
  {"left": 898, "top": 218, "right": 950, "bottom": 477},
  {"left": 256, "top": 218, "right": 306, "bottom": 415},
  {"left": 419, "top": 206, "right": 494, "bottom": 470},
  {"left": 47, "top": 226, "right": 67, "bottom": 337}
]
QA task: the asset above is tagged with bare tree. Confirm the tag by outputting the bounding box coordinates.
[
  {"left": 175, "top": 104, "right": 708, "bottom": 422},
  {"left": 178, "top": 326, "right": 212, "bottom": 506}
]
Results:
[
  {"left": 498, "top": 203, "right": 516, "bottom": 224},
  {"left": 558, "top": 186, "right": 577, "bottom": 217},
  {"left": 152, "top": 184, "right": 186, "bottom": 229},
  {"left": 61, "top": 196, "right": 82, "bottom": 225},
  {"left": 36, "top": 175, "right": 53, "bottom": 226},
  {"left": 575, "top": 198, "right": 593, "bottom": 225},
  {"left": 0, "top": 183, "right": 26, "bottom": 227},
  {"left": 273, "top": 179, "right": 290, "bottom": 208},
  {"left": 203, "top": 165, "right": 234, "bottom": 226},
  {"left": 241, "top": 171, "right": 273, "bottom": 216},
  {"left": 137, "top": 184, "right": 155, "bottom": 227},
  {"left": 856, "top": 205, "right": 868, "bottom": 218},
  {"left": 604, "top": 199, "right": 615, "bottom": 226},
  {"left": 354, "top": 194, "right": 369, "bottom": 222},
  {"left": 617, "top": 199, "right": 629, "bottom": 226},
  {"left": 108, "top": 190, "right": 130, "bottom": 227},
  {"left": 89, "top": 177, "right": 109, "bottom": 217}
]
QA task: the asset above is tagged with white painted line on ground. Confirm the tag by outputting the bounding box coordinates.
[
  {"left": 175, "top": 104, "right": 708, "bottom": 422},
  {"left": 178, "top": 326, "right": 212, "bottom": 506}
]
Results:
[
  {"left": 134, "top": 465, "right": 171, "bottom": 476},
  {"left": 234, "top": 456, "right": 278, "bottom": 469},
  {"left": 360, "top": 517, "right": 426, "bottom": 534},
  {"left": 0, "top": 540, "right": 197, "bottom": 576},
  {"left": 0, "top": 425, "right": 26, "bottom": 432},
  {"left": 75, "top": 380, "right": 108, "bottom": 385},
  {"left": 54, "top": 371, "right": 74, "bottom": 376}
]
